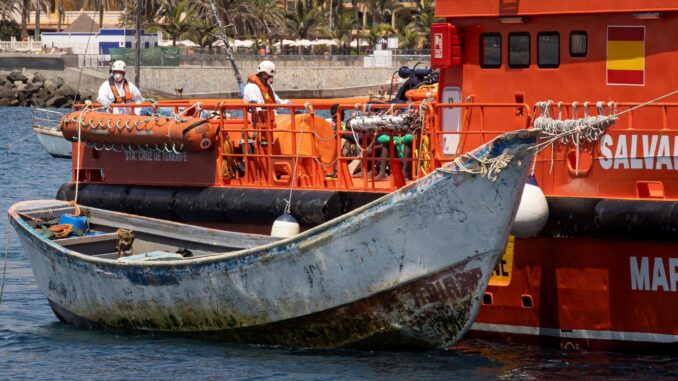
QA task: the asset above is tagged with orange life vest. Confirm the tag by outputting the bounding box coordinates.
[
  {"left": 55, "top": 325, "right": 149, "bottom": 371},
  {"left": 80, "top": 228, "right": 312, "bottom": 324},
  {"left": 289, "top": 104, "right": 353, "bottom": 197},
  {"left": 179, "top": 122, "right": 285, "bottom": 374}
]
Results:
[
  {"left": 247, "top": 74, "right": 275, "bottom": 104},
  {"left": 108, "top": 77, "right": 133, "bottom": 104}
]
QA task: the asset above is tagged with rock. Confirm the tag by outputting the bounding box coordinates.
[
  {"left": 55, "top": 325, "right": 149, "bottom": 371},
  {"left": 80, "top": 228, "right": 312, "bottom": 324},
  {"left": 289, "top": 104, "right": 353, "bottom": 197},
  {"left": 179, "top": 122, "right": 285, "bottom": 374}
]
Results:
[
  {"left": 14, "top": 82, "right": 27, "bottom": 91},
  {"left": 0, "top": 89, "right": 17, "bottom": 99},
  {"left": 43, "top": 79, "right": 58, "bottom": 90},
  {"left": 0, "top": 78, "right": 7, "bottom": 88},
  {"left": 7, "top": 71, "right": 28, "bottom": 83},
  {"left": 54, "top": 77, "right": 65, "bottom": 88},
  {"left": 45, "top": 95, "right": 69, "bottom": 108},
  {"left": 32, "top": 72, "right": 46, "bottom": 84},
  {"left": 9, "top": 98, "right": 21, "bottom": 106},
  {"left": 23, "top": 85, "right": 41, "bottom": 97},
  {"left": 43, "top": 77, "right": 66, "bottom": 91},
  {"left": 57, "top": 85, "right": 76, "bottom": 99}
]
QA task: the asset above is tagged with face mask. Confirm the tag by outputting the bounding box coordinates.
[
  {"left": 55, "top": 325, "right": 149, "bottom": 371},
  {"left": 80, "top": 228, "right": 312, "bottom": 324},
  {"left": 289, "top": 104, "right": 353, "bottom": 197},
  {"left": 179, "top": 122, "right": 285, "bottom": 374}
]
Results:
[
  {"left": 113, "top": 73, "right": 124, "bottom": 82},
  {"left": 266, "top": 76, "right": 274, "bottom": 86}
]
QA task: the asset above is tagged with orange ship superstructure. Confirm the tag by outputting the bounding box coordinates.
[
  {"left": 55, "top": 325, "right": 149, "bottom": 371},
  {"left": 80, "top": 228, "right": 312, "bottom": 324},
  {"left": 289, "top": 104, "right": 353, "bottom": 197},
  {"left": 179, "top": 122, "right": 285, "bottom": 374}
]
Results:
[
  {"left": 56, "top": 1, "right": 678, "bottom": 351},
  {"left": 433, "top": 0, "right": 678, "bottom": 350}
]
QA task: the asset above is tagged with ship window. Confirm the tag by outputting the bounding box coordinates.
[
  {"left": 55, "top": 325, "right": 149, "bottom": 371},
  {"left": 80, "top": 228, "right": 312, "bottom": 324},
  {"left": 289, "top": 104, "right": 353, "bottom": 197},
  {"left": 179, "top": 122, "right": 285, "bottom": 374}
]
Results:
[
  {"left": 508, "top": 32, "right": 530, "bottom": 68},
  {"left": 570, "top": 31, "right": 587, "bottom": 57},
  {"left": 480, "top": 33, "right": 501, "bottom": 68},
  {"left": 538, "top": 32, "right": 560, "bottom": 68}
]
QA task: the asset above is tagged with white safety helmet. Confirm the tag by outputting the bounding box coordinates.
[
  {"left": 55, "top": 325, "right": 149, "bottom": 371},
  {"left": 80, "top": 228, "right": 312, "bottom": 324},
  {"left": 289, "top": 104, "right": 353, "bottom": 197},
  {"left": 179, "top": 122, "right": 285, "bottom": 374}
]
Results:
[
  {"left": 111, "top": 60, "right": 127, "bottom": 73},
  {"left": 257, "top": 60, "right": 276, "bottom": 76}
]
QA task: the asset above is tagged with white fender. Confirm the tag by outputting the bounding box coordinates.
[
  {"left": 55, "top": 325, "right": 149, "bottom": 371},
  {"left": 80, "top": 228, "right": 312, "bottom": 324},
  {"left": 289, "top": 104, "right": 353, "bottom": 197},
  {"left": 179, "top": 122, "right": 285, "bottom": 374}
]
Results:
[
  {"left": 511, "top": 176, "right": 549, "bottom": 237},
  {"left": 271, "top": 213, "right": 300, "bottom": 238}
]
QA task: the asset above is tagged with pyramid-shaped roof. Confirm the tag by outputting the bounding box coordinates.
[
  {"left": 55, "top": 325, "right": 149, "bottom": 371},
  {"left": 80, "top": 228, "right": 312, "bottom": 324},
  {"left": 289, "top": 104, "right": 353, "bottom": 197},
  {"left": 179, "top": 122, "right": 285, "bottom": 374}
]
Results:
[{"left": 64, "top": 13, "right": 100, "bottom": 33}]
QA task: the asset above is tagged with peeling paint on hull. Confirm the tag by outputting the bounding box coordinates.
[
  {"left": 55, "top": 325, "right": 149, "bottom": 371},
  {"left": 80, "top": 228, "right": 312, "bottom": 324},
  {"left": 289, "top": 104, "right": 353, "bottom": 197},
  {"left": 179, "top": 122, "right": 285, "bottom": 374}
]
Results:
[
  {"left": 48, "top": 258, "right": 485, "bottom": 349},
  {"left": 10, "top": 130, "right": 539, "bottom": 349}
]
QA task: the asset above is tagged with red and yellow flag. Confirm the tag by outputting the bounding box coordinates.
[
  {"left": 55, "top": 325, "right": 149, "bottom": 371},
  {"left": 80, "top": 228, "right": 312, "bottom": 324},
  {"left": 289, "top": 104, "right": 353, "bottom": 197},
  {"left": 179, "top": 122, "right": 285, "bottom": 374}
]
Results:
[{"left": 607, "top": 26, "right": 645, "bottom": 85}]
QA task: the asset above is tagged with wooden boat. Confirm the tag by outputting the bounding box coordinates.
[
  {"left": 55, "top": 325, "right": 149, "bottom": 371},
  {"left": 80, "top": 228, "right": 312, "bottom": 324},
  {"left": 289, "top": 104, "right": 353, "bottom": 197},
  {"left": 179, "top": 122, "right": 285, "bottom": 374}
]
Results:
[
  {"left": 9, "top": 129, "right": 538, "bottom": 349},
  {"left": 31, "top": 107, "right": 71, "bottom": 158}
]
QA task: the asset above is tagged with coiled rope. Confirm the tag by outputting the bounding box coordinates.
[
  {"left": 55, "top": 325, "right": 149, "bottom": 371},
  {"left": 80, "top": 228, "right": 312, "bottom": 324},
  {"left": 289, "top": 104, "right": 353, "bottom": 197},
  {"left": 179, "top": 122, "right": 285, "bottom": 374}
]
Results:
[{"left": 445, "top": 152, "right": 515, "bottom": 182}]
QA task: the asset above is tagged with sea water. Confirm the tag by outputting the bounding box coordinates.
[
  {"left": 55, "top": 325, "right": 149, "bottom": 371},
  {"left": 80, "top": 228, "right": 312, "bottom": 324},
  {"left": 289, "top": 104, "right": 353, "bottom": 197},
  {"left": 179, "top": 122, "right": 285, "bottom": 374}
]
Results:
[{"left": 0, "top": 107, "right": 676, "bottom": 381}]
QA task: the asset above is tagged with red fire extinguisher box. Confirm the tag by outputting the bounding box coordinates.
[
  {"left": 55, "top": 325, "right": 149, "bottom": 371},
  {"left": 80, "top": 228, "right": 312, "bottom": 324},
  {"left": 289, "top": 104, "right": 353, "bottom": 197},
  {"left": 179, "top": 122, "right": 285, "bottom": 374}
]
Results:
[{"left": 431, "top": 23, "right": 462, "bottom": 68}]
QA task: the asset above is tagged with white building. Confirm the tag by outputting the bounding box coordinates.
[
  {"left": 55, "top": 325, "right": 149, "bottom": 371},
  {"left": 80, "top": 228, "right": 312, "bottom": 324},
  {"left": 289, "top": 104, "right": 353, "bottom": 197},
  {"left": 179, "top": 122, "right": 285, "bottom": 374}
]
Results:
[
  {"left": 40, "top": 13, "right": 158, "bottom": 55},
  {"left": 41, "top": 28, "right": 159, "bottom": 55}
]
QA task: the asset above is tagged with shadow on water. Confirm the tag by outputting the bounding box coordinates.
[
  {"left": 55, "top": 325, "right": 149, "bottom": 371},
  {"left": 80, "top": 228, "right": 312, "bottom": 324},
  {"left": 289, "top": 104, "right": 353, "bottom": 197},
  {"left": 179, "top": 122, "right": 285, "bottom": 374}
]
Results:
[{"left": 0, "top": 107, "right": 677, "bottom": 380}]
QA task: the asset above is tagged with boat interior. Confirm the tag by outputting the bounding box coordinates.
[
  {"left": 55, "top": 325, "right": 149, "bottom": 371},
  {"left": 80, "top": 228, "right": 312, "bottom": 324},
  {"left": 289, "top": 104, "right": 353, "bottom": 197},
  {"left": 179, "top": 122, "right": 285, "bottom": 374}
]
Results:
[{"left": 16, "top": 204, "right": 281, "bottom": 262}]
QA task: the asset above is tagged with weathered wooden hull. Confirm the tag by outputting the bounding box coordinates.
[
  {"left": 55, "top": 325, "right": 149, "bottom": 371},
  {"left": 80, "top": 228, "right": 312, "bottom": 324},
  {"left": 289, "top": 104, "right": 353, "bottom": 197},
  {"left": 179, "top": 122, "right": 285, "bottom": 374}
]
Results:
[{"left": 10, "top": 130, "right": 538, "bottom": 348}]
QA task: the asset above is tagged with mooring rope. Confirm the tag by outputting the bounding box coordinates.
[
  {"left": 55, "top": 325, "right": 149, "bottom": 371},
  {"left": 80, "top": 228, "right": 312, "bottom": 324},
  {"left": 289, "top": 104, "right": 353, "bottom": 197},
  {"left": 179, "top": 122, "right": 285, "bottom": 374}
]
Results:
[
  {"left": 535, "top": 89, "right": 678, "bottom": 152},
  {"left": 444, "top": 152, "right": 515, "bottom": 181},
  {"left": 0, "top": 226, "right": 10, "bottom": 307},
  {"left": 284, "top": 103, "right": 311, "bottom": 215}
]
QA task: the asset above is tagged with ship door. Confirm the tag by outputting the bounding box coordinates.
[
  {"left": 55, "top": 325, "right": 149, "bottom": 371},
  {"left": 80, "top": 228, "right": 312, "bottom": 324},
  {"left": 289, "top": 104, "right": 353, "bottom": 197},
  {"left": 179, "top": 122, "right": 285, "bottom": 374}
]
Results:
[{"left": 441, "top": 86, "right": 462, "bottom": 156}]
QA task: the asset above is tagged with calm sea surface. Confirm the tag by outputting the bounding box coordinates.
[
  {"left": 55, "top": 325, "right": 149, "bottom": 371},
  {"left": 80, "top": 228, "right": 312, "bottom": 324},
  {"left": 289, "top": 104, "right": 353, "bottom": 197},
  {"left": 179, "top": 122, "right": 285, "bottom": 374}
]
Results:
[{"left": 0, "top": 107, "right": 676, "bottom": 380}]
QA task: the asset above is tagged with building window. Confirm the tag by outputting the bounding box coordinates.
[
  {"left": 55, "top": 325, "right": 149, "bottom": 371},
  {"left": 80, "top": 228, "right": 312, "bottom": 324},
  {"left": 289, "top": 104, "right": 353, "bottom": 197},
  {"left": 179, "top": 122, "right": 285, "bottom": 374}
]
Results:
[
  {"left": 570, "top": 31, "right": 587, "bottom": 57},
  {"left": 508, "top": 32, "right": 530, "bottom": 68},
  {"left": 480, "top": 33, "right": 501, "bottom": 68},
  {"left": 538, "top": 32, "right": 560, "bottom": 68}
]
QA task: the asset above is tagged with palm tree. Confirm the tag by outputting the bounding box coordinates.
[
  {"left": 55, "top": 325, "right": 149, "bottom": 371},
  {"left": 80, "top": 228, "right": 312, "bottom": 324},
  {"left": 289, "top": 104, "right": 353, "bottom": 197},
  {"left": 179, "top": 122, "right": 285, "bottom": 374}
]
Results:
[
  {"left": 189, "top": 17, "right": 218, "bottom": 52},
  {"left": 285, "top": 0, "right": 324, "bottom": 53},
  {"left": 197, "top": 0, "right": 256, "bottom": 39},
  {"left": 21, "top": 0, "right": 28, "bottom": 38},
  {"left": 330, "top": 10, "right": 356, "bottom": 54},
  {"left": 249, "top": 0, "right": 285, "bottom": 51},
  {"left": 0, "top": 0, "right": 19, "bottom": 21},
  {"left": 360, "top": 22, "right": 391, "bottom": 48},
  {"left": 399, "top": 24, "right": 420, "bottom": 51},
  {"left": 155, "top": 0, "right": 196, "bottom": 46},
  {"left": 32, "top": 0, "right": 49, "bottom": 40},
  {"left": 407, "top": 0, "right": 440, "bottom": 48},
  {"left": 120, "top": 0, "right": 166, "bottom": 27}
]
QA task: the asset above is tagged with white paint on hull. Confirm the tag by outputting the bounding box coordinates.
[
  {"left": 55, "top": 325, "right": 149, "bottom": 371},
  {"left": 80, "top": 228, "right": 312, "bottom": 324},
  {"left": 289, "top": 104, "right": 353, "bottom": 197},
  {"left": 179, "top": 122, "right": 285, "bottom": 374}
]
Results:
[
  {"left": 471, "top": 322, "right": 678, "bottom": 344},
  {"left": 33, "top": 127, "right": 71, "bottom": 158}
]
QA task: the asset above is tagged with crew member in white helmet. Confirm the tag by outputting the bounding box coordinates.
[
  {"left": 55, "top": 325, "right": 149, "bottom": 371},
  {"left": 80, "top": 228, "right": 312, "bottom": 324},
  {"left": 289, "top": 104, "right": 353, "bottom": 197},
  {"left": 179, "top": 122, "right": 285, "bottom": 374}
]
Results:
[
  {"left": 243, "top": 60, "right": 290, "bottom": 105},
  {"left": 97, "top": 60, "right": 143, "bottom": 115}
]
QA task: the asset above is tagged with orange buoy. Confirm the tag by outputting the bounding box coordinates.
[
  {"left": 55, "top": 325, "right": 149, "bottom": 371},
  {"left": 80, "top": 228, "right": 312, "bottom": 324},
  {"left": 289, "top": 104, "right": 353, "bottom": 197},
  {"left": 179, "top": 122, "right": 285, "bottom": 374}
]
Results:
[{"left": 60, "top": 110, "right": 217, "bottom": 152}]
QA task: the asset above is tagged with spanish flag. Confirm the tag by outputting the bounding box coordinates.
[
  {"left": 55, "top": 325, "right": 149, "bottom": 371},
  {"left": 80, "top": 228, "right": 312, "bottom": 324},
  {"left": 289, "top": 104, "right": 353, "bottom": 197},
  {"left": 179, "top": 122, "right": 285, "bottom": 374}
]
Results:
[{"left": 607, "top": 26, "right": 645, "bottom": 85}]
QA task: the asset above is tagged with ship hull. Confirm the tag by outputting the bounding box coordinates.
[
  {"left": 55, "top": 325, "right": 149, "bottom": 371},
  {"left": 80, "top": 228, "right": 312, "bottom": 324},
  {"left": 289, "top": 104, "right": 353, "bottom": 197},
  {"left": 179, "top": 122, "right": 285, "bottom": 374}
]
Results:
[
  {"left": 34, "top": 127, "right": 71, "bottom": 158},
  {"left": 469, "top": 236, "right": 678, "bottom": 350}
]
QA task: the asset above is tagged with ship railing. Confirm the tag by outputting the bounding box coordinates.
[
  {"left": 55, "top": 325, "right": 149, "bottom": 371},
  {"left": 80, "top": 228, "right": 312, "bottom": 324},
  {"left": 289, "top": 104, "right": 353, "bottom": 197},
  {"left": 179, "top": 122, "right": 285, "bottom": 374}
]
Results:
[
  {"left": 526, "top": 101, "right": 678, "bottom": 186},
  {"left": 212, "top": 101, "right": 532, "bottom": 192},
  {"left": 31, "top": 107, "right": 65, "bottom": 131},
  {"left": 71, "top": 100, "right": 534, "bottom": 193},
  {"left": 429, "top": 102, "right": 532, "bottom": 163}
]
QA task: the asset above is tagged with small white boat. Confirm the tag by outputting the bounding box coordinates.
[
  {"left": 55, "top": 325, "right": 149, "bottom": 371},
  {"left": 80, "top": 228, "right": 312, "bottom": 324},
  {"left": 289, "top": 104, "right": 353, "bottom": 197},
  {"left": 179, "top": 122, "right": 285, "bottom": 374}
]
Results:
[
  {"left": 9, "top": 130, "right": 539, "bottom": 349},
  {"left": 31, "top": 107, "right": 71, "bottom": 158}
]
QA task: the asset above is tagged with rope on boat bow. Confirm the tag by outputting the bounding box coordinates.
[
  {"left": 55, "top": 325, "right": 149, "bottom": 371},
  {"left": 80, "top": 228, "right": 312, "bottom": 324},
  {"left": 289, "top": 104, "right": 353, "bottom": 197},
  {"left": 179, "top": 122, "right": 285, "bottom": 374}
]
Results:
[
  {"left": 443, "top": 152, "right": 515, "bottom": 182},
  {"left": 532, "top": 89, "right": 678, "bottom": 174}
]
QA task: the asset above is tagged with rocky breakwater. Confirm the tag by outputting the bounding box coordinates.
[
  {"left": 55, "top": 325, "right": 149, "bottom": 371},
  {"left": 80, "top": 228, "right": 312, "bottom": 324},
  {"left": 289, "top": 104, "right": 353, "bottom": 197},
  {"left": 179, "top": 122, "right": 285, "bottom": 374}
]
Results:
[{"left": 0, "top": 70, "right": 95, "bottom": 108}]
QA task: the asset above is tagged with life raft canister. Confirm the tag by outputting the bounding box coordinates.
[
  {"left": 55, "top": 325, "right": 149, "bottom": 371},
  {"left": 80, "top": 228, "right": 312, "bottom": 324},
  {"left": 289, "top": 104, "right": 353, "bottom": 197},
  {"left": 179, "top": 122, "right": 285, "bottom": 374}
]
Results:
[{"left": 60, "top": 110, "right": 217, "bottom": 152}]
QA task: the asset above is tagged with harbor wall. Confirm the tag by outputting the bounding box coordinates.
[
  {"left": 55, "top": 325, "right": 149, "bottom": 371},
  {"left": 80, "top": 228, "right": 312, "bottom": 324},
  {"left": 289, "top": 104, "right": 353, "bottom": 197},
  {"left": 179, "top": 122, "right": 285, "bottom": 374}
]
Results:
[{"left": 0, "top": 55, "right": 431, "bottom": 104}]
